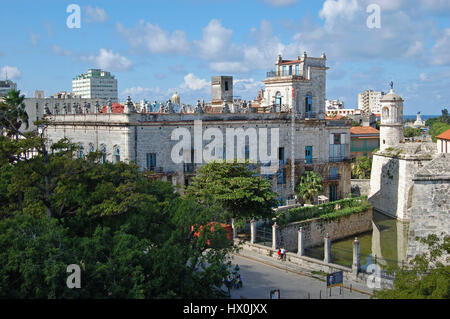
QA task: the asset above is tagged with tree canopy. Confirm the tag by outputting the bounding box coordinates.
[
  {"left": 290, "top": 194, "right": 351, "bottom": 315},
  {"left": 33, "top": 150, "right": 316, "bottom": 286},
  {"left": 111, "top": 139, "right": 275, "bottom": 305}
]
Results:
[
  {"left": 296, "top": 171, "right": 323, "bottom": 204},
  {"left": 373, "top": 235, "right": 450, "bottom": 299},
  {"left": 351, "top": 156, "right": 372, "bottom": 179},
  {"left": 185, "top": 161, "right": 279, "bottom": 225},
  {"left": 0, "top": 90, "right": 235, "bottom": 298}
]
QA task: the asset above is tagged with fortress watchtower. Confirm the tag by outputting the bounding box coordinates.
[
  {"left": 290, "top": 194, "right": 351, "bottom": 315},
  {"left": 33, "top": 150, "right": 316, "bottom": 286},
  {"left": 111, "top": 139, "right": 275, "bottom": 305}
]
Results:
[{"left": 380, "top": 84, "right": 404, "bottom": 151}]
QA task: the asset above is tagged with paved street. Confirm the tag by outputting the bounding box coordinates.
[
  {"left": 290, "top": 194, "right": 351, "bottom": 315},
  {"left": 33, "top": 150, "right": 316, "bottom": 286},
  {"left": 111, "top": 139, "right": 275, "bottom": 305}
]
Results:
[{"left": 228, "top": 255, "right": 370, "bottom": 299}]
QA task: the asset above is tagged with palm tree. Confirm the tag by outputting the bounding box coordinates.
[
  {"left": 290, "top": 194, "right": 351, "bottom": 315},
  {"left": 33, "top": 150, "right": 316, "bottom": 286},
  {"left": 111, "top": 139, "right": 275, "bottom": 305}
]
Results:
[
  {"left": 0, "top": 89, "right": 29, "bottom": 137},
  {"left": 296, "top": 171, "right": 323, "bottom": 204}
]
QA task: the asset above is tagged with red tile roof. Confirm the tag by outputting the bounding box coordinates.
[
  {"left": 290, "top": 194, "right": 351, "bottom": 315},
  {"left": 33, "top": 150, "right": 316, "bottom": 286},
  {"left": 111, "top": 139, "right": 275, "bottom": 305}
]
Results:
[
  {"left": 350, "top": 126, "right": 380, "bottom": 135},
  {"left": 100, "top": 103, "right": 124, "bottom": 114},
  {"left": 436, "top": 129, "right": 450, "bottom": 141},
  {"left": 326, "top": 115, "right": 345, "bottom": 120}
]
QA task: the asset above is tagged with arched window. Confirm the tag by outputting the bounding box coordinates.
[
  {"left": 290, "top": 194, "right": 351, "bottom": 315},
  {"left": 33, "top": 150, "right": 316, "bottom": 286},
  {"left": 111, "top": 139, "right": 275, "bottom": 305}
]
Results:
[
  {"left": 113, "top": 146, "right": 120, "bottom": 163},
  {"left": 275, "top": 92, "right": 282, "bottom": 107},
  {"left": 382, "top": 107, "right": 389, "bottom": 120},
  {"left": 305, "top": 93, "right": 312, "bottom": 117},
  {"left": 89, "top": 143, "right": 95, "bottom": 153}
]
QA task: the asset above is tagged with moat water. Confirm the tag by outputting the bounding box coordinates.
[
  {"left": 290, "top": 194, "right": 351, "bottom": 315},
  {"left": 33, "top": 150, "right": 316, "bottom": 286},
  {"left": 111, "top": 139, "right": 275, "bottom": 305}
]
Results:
[{"left": 304, "top": 210, "right": 410, "bottom": 270}]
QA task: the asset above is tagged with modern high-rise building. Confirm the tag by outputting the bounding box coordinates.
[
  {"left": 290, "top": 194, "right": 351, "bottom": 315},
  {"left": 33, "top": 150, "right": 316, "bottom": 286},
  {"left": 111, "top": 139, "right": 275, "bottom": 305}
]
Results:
[
  {"left": 358, "top": 90, "right": 385, "bottom": 115},
  {"left": 72, "top": 69, "right": 118, "bottom": 102},
  {"left": 0, "top": 80, "right": 17, "bottom": 97}
]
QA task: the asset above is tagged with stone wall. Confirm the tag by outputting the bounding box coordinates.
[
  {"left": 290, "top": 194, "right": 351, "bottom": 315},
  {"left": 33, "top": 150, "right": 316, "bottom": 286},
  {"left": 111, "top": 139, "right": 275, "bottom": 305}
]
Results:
[
  {"left": 369, "top": 151, "right": 432, "bottom": 221},
  {"left": 279, "top": 207, "right": 373, "bottom": 251},
  {"left": 239, "top": 241, "right": 393, "bottom": 289},
  {"left": 406, "top": 154, "right": 450, "bottom": 264},
  {"left": 351, "top": 179, "right": 370, "bottom": 196},
  {"left": 45, "top": 113, "right": 351, "bottom": 200}
]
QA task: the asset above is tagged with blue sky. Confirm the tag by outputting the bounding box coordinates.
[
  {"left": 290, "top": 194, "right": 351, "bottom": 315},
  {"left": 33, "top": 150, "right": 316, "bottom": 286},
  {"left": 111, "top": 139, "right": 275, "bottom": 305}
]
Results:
[{"left": 0, "top": 0, "right": 449, "bottom": 114}]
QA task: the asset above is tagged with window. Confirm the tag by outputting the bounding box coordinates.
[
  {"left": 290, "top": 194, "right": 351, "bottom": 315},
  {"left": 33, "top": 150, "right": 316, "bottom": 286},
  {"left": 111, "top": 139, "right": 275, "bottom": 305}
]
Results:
[
  {"left": 282, "top": 66, "right": 287, "bottom": 76},
  {"left": 330, "top": 167, "right": 338, "bottom": 179},
  {"left": 305, "top": 94, "right": 312, "bottom": 116},
  {"left": 305, "top": 146, "right": 313, "bottom": 164},
  {"left": 146, "top": 153, "right": 157, "bottom": 171},
  {"left": 289, "top": 65, "right": 292, "bottom": 75},
  {"left": 278, "top": 147, "right": 285, "bottom": 164},
  {"left": 78, "top": 144, "right": 84, "bottom": 159},
  {"left": 225, "top": 81, "right": 229, "bottom": 91},
  {"left": 113, "top": 147, "right": 120, "bottom": 163},
  {"left": 101, "top": 145, "right": 107, "bottom": 163},
  {"left": 276, "top": 92, "right": 282, "bottom": 107},
  {"left": 89, "top": 143, "right": 95, "bottom": 153},
  {"left": 334, "top": 133, "right": 341, "bottom": 145},
  {"left": 296, "top": 64, "right": 300, "bottom": 75},
  {"left": 245, "top": 145, "right": 250, "bottom": 161}
]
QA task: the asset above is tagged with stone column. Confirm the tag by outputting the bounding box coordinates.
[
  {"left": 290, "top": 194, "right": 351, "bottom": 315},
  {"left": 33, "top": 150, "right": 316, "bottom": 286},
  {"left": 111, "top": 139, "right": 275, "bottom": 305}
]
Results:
[
  {"left": 352, "top": 237, "right": 360, "bottom": 276},
  {"left": 298, "top": 227, "right": 305, "bottom": 256},
  {"left": 272, "top": 222, "right": 279, "bottom": 250},
  {"left": 324, "top": 233, "right": 331, "bottom": 263},
  {"left": 250, "top": 219, "right": 256, "bottom": 244},
  {"left": 231, "top": 218, "right": 237, "bottom": 239}
]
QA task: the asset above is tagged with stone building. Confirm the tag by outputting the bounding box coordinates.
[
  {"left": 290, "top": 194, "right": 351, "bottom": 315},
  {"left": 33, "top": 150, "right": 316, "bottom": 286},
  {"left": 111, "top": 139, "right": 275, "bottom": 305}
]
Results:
[
  {"left": 369, "top": 87, "right": 438, "bottom": 221},
  {"left": 350, "top": 126, "right": 380, "bottom": 159},
  {"left": 43, "top": 53, "right": 352, "bottom": 204},
  {"left": 406, "top": 153, "right": 450, "bottom": 264},
  {"left": 436, "top": 129, "right": 450, "bottom": 154}
]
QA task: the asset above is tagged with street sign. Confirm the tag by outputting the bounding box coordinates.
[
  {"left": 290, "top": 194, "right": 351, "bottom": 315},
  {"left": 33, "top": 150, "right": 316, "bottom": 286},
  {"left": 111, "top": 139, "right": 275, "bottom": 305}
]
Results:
[{"left": 326, "top": 271, "right": 343, "bottom": 288}]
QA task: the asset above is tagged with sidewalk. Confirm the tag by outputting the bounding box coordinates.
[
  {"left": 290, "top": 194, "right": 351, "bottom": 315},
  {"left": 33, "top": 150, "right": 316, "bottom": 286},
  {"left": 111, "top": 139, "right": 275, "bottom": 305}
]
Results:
[{"left": 234, "top": 246, "right": 374, "bottom": 296}]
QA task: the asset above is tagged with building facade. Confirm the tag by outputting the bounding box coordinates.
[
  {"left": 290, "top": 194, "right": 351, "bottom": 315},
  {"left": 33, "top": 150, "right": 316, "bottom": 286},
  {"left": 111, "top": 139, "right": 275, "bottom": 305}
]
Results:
[
  {"left": 0, "top": 80, "right": 17, "bottom": 97},
  {"left": 45, "top": 53, "right": 352, "bottom": 204},
  {"left": 350, "top": 126, "right": 380, "bottom": 158},
  {"left": 358, "top": 89, "right": 385, "bottom": 115},
  {"left": 436, "top": 129, "right": 450, "bottom": 154},
  {"left": 72, "top": 69, "right": 118, "bottom": 102}
]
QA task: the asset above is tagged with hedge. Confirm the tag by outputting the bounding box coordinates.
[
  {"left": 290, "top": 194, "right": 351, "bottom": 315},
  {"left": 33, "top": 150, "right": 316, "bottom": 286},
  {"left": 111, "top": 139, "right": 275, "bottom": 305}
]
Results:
[{"left": 277, "top": 196, "right": 370, "bottom": 225}]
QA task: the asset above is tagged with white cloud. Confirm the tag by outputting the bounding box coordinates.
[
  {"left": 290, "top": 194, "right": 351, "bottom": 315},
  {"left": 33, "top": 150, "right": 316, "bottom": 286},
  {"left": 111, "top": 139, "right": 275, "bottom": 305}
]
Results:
[
  {"left": 116, "top": 21, "right": 189, "bottom": 54},
  {"left": 81, "top": 49, "right": 132, "bottom": 71},
  {"left": 319, "top": 0, "right": 359, "bottom": 27},
  {"left": 431, "top": 29, "right": 450, "bottom": 65},
  {"left": 84, "top": 6, "right": 108, "bottom": 23},
  {"left": 263, "top": 0, "right": 298, "bottom": 7},
  {"left": 194, "top": 19, "right": 234, "bottom": 60},
  {"left": 180, "top": 73, "right": 210, "bottom": 91},
  {"left": 1, "top": 66, "right": 21, "bottom": 80}
]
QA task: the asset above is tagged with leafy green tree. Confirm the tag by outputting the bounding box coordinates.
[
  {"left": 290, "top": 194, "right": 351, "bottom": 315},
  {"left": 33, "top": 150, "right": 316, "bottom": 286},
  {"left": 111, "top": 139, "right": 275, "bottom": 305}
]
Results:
[
  {"left": 296, "top": 171, "right": 323, "bottom": 204},
  {"left": 351, "top": 156, "right": 373, "bottom": 179},
  {"left": 0, "top": 89, "right": 29, "bottom": 137},
  {"left": 185, "top": 161, "right": 279, "bottom": 230},
  {"left": 0, "top": 90, "right": 235, "bottom": 298},
  {"left": 404, "top": 127, "right": 422, "bottom": 138},
  {"left": 373, "top": 235, "right": 450, "bottom": 299}
]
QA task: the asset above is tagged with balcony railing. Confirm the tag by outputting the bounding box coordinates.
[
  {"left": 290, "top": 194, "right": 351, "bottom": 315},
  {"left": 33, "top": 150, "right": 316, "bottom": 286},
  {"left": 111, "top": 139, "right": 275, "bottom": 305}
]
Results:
[
  {"left": 304, "top": 111, "right": 317, "bottom": 119},
  {"left": 324, "top": 174, "right": 341, "bottom": 182},
  {"left": 184, "top": 163, "right": 201, "bottom": 174},
  {"left": 146, "top": 167, "right": 164, "bottom": 174}
]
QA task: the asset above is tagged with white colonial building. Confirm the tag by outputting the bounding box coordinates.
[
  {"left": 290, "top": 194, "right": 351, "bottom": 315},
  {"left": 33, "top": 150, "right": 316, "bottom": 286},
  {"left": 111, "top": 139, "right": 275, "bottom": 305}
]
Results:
[{"left": 43, "top": 53, "right": 352, "bottom": 204}]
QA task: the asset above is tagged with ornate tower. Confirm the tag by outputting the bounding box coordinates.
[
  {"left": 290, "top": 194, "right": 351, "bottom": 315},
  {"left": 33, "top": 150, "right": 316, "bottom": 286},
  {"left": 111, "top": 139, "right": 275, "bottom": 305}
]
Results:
[{"left": 379, "top": 84, "right": 404, "bottom": 151}]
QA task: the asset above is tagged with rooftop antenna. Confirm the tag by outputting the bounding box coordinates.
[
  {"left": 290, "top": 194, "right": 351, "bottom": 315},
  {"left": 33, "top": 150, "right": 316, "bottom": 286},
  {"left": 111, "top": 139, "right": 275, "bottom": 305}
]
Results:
[{"left": 5, "top": 68, "right": 7, "bottom": 81}]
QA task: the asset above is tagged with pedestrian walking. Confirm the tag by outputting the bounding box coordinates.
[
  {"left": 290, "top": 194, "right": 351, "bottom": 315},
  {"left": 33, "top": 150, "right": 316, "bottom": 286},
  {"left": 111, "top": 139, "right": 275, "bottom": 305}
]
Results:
[
  {"left": 277, "top": 248, "right": 281, "bottom": 260},
  {"left": 281, "top": 248, "right": 286, "bottom": 261}
]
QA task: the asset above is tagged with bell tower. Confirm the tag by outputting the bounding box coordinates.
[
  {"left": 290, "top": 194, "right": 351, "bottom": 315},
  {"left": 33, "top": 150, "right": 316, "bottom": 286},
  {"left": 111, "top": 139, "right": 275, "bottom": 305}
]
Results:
[{"left": 380, "top": 82, "right": 404, "bottom": 151}]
